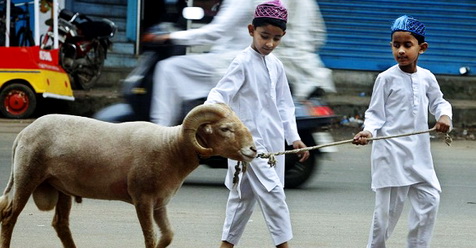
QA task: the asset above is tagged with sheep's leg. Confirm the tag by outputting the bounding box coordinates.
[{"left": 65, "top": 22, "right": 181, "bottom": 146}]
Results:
[
  {"left": 134, "top": 201, "right": 158, "bottom": 248},
  {"left": 153, "top": 206, "right": 173, "bottom": 248},
  {"left": 52, "top": 192, "right": 76, "bottom": 248},
  {"left": 1, "top": 207, "right": 19, "bottom": 248},
  {"left": 1, "top": 185, "right": 36, "bottom": 248}
]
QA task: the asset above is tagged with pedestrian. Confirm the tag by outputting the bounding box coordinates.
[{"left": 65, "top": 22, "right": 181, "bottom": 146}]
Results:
[
  {"left": 352, "top": 15, "right": 452, "bottom": 248},
  {"left": 205, "top": 1, "right": 309, "bottom": 247},
  {"left": 146, "top": 0, "right": 335, "bottom": 126},
  {"left": 273, "top": 0, "right": 335, "bottom": 100}
]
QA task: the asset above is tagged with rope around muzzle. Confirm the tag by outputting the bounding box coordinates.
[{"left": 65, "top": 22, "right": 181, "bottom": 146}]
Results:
[{"left": 232, "top": 128, "right": 452, "bottom": 186}]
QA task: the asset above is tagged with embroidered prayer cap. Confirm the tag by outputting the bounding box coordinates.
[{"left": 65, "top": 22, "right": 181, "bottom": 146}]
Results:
[
  {"left": 254, "top": 0, "right": 288, "bottom": 23},
  {"left": 391, "top": 15, "right": 426, "bottom": 37}
]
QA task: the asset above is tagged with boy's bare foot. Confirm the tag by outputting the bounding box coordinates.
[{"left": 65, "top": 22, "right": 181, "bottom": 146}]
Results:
[
  {"left": 220, "top": 240, "right": 289, "bottom": 247},
  {"left": 277, "top": 242, "right": 289, "bottom": 248},
  {"left": 220, "top": 241, "right": 234, "bottom": 248}
]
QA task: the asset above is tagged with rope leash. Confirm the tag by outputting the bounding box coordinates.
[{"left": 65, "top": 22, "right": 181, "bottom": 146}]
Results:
[
  {"left": 232, "top": 128, "right": 451, "bottom": 186},
  {"left": 256, "top": 127, "right": 452, "bottom": 167}
]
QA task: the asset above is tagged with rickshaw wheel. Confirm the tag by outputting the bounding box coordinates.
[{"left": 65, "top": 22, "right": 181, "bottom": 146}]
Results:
[{"left": 0, "top": 83, "right": 37, "bottom": 119}]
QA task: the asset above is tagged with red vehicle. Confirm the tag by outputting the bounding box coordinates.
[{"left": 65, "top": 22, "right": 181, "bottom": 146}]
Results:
[{"left": 0, "top": 0, "right": 74, "bottom": 118}]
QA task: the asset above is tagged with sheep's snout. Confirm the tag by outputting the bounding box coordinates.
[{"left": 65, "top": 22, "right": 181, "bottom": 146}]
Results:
[{"left": 240, "top": 146, "right": 257, "bottom": 162}]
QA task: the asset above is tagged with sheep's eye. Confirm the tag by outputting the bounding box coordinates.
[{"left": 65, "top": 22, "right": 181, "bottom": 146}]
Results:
[{"left": 220, "top": 127, "right": 233, "bottom": 133}]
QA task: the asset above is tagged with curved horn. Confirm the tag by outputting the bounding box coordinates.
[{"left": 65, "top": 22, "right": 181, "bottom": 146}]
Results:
[{"left": 182, "top": 103, "right": 231, "bottom": 156}]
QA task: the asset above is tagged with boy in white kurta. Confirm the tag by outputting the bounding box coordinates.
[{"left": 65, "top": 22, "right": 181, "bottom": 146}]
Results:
[
  {"left": 205, "top": 1, "right": 309, "bottom": 247},
  {"left": 353, "top": 16, "right": 452, "bottom": 248}
]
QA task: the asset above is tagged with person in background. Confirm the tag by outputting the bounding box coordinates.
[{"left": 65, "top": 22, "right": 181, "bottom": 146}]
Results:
[
  {"left": 205, "top": 1, "right": 309, "bottom": 247},
  {"left": 39, "top": 0, "right": 64, "bottom": 36},
  {"left": 273, "top": 0, "right": 335, "bottom": 100},
  {"left": 146, "top": 0, "right": 335, "bottom": 126},
  {"left": 352, "top": 15, "right": 452, "bottom": 248}
]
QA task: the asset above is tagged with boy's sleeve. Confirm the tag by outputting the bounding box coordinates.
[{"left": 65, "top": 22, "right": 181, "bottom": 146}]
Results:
[
  {"left": 276, "top": 67, "right": 301, "bottom": 145},
  {"left": 363, "top": 75, "right": 387, "bottom": 137},
  {"left": 205, "top": 59, "right": 244, "bottom": 105},
  {"left": 170, "top": 0, "right": 248, "bottom": 46},
  {"left": 427, "top": 74, "right": 453, "bottom": 122}
]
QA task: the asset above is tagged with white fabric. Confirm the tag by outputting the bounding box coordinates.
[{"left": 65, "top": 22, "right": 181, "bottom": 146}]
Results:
[
  {"left": 170, "top": 0, "right": 257, "bottom": 53},
  {"left": 207, "top": 46, "right": 297, "bottom": 245},
  {"left": 363, "top": 65, "right": 452, "bottom": 191},
  {"left": 273, "top": 0, "right": 336, "bottom": 98},
  {"left": 150, "top": 0, "right": 335, "bottom": 125},
  {"left": 150, "top": 53, "right": 232, "bottom": 126},
  {"left": 367, "top": 183, "right": 440, "bottom": 248},
  {"left": 222, "top": 164, "right": 292, "bottom": 246},
  {"left": 151, "top": 0, "right": 261, "bottom": 125},
  {"left": 206, "top": 46, "right": 300, "bottom": 191}
]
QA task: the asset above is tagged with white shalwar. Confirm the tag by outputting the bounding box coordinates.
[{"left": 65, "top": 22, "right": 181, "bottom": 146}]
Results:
[
  {"left": 150, "top": 0, "right": 336, "bottom": 126},
  {"left": 206, "top": 46, "right": 301, "bottom": 246},
  {"left": 363, "top": 65, "right": 452, "bottom": 248}
]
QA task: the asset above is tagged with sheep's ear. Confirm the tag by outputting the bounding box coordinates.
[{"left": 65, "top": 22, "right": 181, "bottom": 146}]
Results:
[{"left": 203, "top": 124, "right": 213, "bottom": 134}]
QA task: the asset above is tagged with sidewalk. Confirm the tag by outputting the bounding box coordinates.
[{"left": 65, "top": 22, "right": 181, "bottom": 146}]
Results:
[
  {"left": 4, "top": 89, "right": 475, "bottom": 141},
  {"left": 2, "top": 68, "right": 475, "bottom": 138}
]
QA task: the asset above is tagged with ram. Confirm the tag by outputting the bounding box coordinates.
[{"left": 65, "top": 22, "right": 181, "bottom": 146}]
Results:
[{"left": 0, "top": 103, "right": 256, "bottom": 248}]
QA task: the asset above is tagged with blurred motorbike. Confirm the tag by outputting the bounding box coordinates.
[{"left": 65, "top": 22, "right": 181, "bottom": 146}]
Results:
[
  {"left": 94, "top": 38, "right": 337, "bottom": 188},
  {"left": 40, "top": 9, "right": 116, "bottom": 90}
]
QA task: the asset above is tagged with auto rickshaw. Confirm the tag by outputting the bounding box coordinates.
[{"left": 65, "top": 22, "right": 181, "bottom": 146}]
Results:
[{"left": 0, "top": 0, "right": 74, "bottom": 118}]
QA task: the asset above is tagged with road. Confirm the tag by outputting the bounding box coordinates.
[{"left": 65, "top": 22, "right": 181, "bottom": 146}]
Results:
[{"left": 0, "top": 121, "right": 475, "bottom": 248}]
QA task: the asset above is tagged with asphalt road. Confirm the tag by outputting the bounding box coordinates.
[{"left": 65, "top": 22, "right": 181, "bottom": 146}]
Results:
[{"left": 0, "top": 121, "right": 474, "bottom": 248}]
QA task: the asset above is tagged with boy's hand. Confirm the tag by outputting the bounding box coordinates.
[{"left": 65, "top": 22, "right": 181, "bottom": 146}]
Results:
[
  {"left": 353, "top": 130, "right": 372, "bottom": 145},
  {"left": 142, "top": 33, "right": 171, "bottom": 44},
  {"left": 434, "top": 115, "right": 451, "bottom": 133},
  {"left": 293, "top": 140, "right": 310, "bottom": 162}
]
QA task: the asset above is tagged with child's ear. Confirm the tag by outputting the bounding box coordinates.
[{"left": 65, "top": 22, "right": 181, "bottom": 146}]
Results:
[
  {"left": 248, "top": 24, "right": 255, "bottom": 36},
  {"left": 419, "top": 42, "right": 428, "bottom": 54}
]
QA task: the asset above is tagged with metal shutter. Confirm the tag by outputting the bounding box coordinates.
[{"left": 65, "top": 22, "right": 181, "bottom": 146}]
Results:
[{"left": 318, "top": 0, "right": 476, "bottom": 75}]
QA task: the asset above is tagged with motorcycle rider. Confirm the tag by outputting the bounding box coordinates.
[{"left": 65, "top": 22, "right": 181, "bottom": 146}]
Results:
[{"left": 146, "top": 0, "right": 335, "bottom": 126}]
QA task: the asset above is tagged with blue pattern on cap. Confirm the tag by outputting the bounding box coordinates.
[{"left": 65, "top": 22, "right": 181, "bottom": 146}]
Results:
[{"left": 391, "top": 15, "right": 425, "bottom": 37}]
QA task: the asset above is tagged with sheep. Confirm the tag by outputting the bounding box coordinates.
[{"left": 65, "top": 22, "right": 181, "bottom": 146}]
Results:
[{"left": 0, "top": 103, "right": 256, "bottom": 248}]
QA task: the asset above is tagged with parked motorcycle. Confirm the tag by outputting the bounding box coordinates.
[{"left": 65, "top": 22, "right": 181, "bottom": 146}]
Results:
[
  {"left": 40, "top": 9, "right": 116, "bottom": 90},
  {"left": 94, "top": 40, "right": 337, "bottom": 188}
]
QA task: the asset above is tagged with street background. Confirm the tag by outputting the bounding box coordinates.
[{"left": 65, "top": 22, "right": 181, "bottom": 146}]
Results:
[{"left": 0, "top": 121, "right": 474, "bottom": 248}]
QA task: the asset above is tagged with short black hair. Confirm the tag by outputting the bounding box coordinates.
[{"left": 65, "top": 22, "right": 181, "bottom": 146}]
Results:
[
  {"left": 252, "top": 17, "right": 286, "bottom": 31},
  {"left": 412, "top": 33, "right": 425, "bottom": 44}
]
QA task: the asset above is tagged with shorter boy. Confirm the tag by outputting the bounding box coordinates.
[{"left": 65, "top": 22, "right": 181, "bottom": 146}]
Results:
[
  {"left": 353, "top": 15, "right": 452, "bottom": 248},
  {"left": 205, "top": 1, "right": 309, "bottom": 247}
]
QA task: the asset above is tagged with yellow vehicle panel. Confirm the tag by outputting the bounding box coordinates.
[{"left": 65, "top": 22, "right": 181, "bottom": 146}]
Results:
[{"left": 0, "top": 69, "right": 74, "bottom": 101}]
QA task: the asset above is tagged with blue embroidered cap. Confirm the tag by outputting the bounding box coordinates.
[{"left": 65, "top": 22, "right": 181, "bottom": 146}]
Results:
[{"left": 391, "top": 15, "right": 425, "bottom": 37}]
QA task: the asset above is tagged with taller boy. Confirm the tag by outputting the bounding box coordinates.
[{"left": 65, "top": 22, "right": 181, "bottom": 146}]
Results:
[{"left": 206, "top": 1, "right": 309, "bottom": 247}]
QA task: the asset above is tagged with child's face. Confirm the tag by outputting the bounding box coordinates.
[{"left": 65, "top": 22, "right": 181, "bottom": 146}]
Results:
[
  {"left": 390, "top": 31, "right": 428, "bottom": 73},
  {"left": 248, "top": 24, "right": 285, "bottom": 56}
]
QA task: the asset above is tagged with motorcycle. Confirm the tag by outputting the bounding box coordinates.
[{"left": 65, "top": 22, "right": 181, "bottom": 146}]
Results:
[
  {"left": 94, "top": 38, "right": 338, "bottom": 188},
  {"left": 40, "top": 9, "right": 116, "bottom": 90}
]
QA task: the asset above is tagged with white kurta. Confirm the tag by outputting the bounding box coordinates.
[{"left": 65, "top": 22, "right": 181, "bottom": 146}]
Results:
[
  {"left": 273, "top": 0, "right": 336, "bottom": 98},
  {"left": 206, "top": 46, "right": 300, "bottom": 191},
  {"left": 363, "top": 65, "right": 452, "bottom": 191},
  {"left": 150, "top": 0, "right": 336, "bottom": 125},
  {"left": 151, "top": 0, "right": 261, "bottom": 125}
]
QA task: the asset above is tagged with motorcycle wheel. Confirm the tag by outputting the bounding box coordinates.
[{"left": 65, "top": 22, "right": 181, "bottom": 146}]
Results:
[
  {"left": 284, "top": 130, "right": 319, "bottom": 189},
  {"left": 73, "top": 44, "right": 106, "bottom": 90},
  {"left": 0, "top": 83, "right": 37, "bottom": 119}
]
